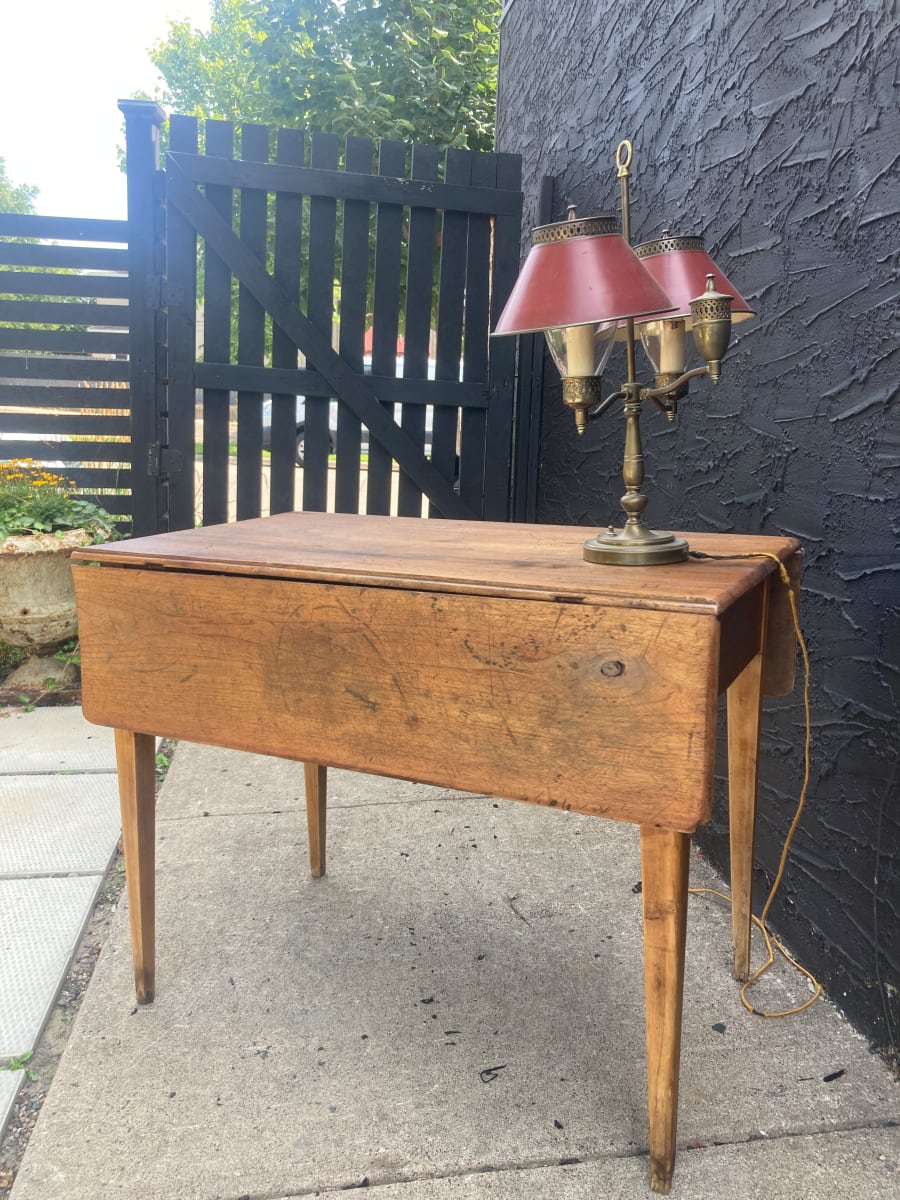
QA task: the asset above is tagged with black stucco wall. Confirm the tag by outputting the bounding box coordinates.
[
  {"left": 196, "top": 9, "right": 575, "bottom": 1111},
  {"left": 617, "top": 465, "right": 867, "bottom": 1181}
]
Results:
[{"left": 496, "top": 0, "right": 898, "bottom": 1061}]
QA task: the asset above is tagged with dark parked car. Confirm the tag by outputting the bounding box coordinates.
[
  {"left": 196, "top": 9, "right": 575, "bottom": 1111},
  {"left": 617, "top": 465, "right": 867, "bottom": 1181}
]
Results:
[
  {"left": 262, "top": 358, "right": 443, "bottom": 466},
  {"left": 261, "top": 397, "right": 339, "bottom": 466},
  {"left": 262, "top": 396, "right": 443, "bottom": 468}
]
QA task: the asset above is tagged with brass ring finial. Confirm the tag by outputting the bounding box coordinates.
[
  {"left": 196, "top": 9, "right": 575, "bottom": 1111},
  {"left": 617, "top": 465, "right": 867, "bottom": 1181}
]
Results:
[{"left": 616, "top": 140, "right": 633, "bottom": 178}]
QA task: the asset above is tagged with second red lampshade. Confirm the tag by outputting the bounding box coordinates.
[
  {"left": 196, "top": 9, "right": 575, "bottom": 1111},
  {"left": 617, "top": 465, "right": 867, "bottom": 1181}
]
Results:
[
  {"left": 632, "top": 232, "right": 756, "bottom": 326},
  {"left": 493, "top": 215, "right": 676, "bottom": 339}
]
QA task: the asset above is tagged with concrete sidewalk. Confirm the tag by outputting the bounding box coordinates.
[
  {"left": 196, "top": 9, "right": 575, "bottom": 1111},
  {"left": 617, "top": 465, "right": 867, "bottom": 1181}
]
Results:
[
  {"left": 0, "top": 708, "right": 121, "bottom": 1138},
  {"left": 3, "top": 712, "right": 899, "bottom": 1198}
]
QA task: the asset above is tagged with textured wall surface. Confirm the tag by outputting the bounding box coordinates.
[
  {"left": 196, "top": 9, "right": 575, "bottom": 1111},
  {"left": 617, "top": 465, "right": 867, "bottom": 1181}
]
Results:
[{"left": 496, "top": 0, "right": 898, "bottom": 1060}]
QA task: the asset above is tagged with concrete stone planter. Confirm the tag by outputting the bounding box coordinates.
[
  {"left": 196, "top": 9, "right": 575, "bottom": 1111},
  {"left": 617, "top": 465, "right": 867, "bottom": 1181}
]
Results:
[{"left": 0, "top": 529, "right": 97, "bottom": 651}]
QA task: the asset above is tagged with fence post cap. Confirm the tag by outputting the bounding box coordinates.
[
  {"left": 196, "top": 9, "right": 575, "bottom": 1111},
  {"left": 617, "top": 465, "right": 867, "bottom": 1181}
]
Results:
[{"left": 118, "top": 99, "right": 167, "bottom": 125}]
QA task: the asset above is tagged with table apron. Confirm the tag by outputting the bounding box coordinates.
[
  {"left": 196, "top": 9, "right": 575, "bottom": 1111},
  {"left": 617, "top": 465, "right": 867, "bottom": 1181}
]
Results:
[{"left": 74, "top": 565, "right": 722, "bottom": 830}]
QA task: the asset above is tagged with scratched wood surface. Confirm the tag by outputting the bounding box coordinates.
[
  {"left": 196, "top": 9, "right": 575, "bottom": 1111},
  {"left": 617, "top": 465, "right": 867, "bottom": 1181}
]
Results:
[
  {"left": 74, "top": 565, "right": 721, "bottom": 830},
  {"left": 73, "top": 510, "right": 800, "bottom": 616}
]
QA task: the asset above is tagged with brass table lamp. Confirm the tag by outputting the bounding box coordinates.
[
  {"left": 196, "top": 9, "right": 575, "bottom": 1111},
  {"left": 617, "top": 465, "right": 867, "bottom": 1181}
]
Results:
[{"left": 494, "top": 140, "right": 755, "bottom": 565}]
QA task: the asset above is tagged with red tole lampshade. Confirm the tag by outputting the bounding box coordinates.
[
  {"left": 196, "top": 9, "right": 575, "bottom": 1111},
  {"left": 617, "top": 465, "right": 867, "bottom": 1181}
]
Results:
[
  {"left": 632, "top": 233, "right": 756, "bottom": 326},
  {"left": 494, "top": 215, "right": 676, "bottom": 336}
]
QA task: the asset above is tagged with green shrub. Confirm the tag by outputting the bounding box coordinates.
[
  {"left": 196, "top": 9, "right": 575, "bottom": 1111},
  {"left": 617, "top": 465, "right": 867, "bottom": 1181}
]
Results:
[{"left": 0, "top": 459, "right": 113, "bottom": 542}]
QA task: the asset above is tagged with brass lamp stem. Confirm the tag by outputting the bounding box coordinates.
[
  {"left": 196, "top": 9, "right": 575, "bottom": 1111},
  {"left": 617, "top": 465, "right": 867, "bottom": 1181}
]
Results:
[
  {"left": 617, "top": 141, "right": 639, "bottom": 387},
  {"left": 582, "top": 138, "right": 689, "bottom": 566},
  {"left": 621, "top": 383, "right": 648, "bottom": 529},
  {"left": 617, "top": 140, "right": 633, "bottom": 237}
]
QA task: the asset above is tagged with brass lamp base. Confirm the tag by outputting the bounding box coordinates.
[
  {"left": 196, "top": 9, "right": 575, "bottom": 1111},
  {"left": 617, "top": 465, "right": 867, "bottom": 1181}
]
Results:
[{"left": 583, "top": 526, "right": 689, "bottom": 566}]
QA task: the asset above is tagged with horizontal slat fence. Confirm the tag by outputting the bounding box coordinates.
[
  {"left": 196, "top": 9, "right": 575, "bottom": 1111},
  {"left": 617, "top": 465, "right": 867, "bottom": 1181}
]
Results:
[{"left": 0, "top": 213, "right": 133, "bottom": 527}]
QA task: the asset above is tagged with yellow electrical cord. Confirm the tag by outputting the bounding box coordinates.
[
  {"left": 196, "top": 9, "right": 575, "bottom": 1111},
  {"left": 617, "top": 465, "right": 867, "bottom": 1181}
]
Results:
[{"left": 688, "top": 550, "right": 823, "bottom": 1019}]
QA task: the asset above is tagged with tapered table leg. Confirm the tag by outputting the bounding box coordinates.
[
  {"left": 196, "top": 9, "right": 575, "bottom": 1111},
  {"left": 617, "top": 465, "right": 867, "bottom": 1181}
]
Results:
[
  {"left": 304, "top": 763, "right": 327, "bottom": 877},
  {"left": 727, "top": 650, "right": 765, "bottom": 982},
  {"left": 641, "top": 826, "right": 690, "bottom": 1195},
  {"left": 114, "top": 729, "right": 156, "bottom": 1004}
]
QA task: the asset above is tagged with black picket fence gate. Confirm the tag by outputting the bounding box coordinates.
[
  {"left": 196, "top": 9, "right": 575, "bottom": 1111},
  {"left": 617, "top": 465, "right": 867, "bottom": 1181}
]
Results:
[
  {"left": 0, "top": 105, "right": 543, "bottom": 537},
  {"left": 120, "top": 101, "right": 542, "bottom": 535}
]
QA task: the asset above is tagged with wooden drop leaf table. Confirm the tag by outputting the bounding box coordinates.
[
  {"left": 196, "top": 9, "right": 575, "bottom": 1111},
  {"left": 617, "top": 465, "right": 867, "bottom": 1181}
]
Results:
[{"left": 72, "top": 512, "right": 800, "bottom": 1194}]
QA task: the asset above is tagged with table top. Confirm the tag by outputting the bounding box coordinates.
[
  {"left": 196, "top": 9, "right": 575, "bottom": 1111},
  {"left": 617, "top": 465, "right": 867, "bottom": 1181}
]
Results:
[{"left": 74, "top": 512, "right": 800, "bottom": 616}]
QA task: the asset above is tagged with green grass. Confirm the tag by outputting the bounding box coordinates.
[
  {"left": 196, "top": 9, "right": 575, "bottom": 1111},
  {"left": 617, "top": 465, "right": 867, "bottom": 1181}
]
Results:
[
  {"left": 0, "top": 642, "right": 28, "bottom": 678},
  {"left": 0, "top": 1051, "right": 38, "bottom": 1081}
]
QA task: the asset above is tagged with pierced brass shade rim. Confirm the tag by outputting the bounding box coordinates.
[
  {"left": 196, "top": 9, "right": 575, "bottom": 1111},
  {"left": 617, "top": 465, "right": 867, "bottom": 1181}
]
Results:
[
  {"left": 634, "top": 234, "right": 705, "bottom": 258},
  {"left": 532, "top": 215, "right": 619, "bottom": 244}
]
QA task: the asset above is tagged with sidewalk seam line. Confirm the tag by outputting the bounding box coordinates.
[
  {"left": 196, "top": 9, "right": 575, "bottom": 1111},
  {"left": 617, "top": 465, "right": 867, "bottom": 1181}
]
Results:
[
  {"left": 156, "top": 795, "right": 498, "bottom": 822},
  {"left": 0, "top": 870, "right": 107, "bottom": 881},
  {"left": 239, "top": 1119, "right": 900, "bottom": 1196},
  {"left": 0, "top": 769, "right": 118, "bottom": 777}
]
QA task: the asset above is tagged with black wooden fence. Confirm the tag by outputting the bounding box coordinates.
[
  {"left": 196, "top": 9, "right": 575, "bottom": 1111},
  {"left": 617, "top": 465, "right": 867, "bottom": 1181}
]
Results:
[
  {"left": 0, "top": 213, "right": 133, "bottom": 527},
  {"left": 0, "top": 105, "right": 542, "bottom": 539},
  {"left": 121, "top": 100, "right": 538, "bottom": 534}
]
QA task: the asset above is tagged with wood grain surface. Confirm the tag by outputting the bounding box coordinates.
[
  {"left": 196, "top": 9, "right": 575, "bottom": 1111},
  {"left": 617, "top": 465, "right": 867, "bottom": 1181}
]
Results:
[
  {"left": 73, "top": 511, "right": 800, "bottom": 619},
  {"left": 74, "top": 564, "right": 720, "bottom": 830}
]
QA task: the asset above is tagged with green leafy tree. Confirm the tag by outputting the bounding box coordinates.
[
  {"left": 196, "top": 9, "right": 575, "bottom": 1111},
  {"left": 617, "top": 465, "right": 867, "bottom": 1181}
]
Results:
[
  {"left": 147, "top": 1, "right": 500, "bottom": 349},
  {"left": 150, "top": 0, "right": 270, "bottom": 125},
  {"left": 0, "top": 159, "right": 37, "bottom": 214},
  {"left": 0, "top": 163, "right": 98, "bottom": 336},
  {"left": 151, "top": 0, "right": 500, "bottom": 150}
]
